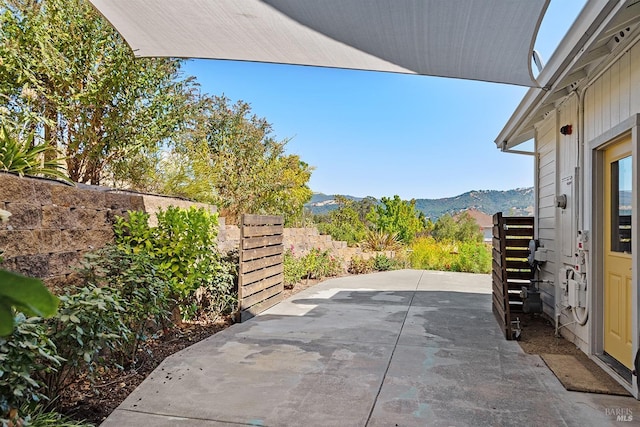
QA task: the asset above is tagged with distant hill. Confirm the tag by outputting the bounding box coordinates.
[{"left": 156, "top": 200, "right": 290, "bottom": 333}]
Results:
[
  {"left": 305, "top": 188, "right": 534, "bottom": 219},
  {"left": 305, "top": 194, "right": 364, "bottom": 215}
]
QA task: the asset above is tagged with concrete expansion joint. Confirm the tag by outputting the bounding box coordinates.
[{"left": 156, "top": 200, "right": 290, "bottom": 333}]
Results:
[{"left": 364, "top": 271, "right": 422, "bottom": 426}]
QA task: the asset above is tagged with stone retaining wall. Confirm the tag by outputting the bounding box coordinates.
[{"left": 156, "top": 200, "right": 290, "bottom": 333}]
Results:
[
  {"left": 218, "top": 224, "right": 383, "bottom": 271},
  {"left": 0, "top": 172, "right": 389, "bottom": 288},
  {"left": 0, "top": 173, "right": 215, "bottom": 290}
]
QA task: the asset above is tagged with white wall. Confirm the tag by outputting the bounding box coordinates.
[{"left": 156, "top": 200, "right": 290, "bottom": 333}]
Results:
[
  {"left": 583, "top": 43, "right": 640, "bottom": 145},
  {"left": 535, "top": 39, "right": 640, "bottom": 354},
  {"left": 535, "top": 113, "right": 557, "bottom": 316},
  {"left": 555, "top": 95, "right": 588, "bottom": 351}
]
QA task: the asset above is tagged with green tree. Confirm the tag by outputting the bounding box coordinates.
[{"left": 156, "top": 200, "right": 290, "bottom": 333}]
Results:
[
  {"left": 432, "top": 212, "right": 482, "bottom": 243},
  {"left": 316, "top": 196, "right": 368, "bottom": 246},
  {"left": 353, "top": 196, "right": 378, "bottom": 227},
  {"left": 0, "top": 0, "right": 200, "bottom": 185},
  {"left": 431, "top": 214, "right": 457, "bottom": 242},
  {"left": 165, "top": 95, "right": 313, "bottom": 224},
  {"left": 367, "top": 195, "right": 425, "bottom": 244}
]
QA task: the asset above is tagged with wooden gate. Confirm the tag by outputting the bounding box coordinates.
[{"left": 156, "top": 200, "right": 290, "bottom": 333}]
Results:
[
  {"left": 492, "top": 213, "right": 534, "bottom": 340},
  {"left": 237, "top": 214, "right": 284, "bottom": 322}
]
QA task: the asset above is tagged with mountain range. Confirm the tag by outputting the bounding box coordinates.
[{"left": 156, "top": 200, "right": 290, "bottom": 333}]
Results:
[{"left": 306, "top": 188, "right": 534, "bottom": 219}]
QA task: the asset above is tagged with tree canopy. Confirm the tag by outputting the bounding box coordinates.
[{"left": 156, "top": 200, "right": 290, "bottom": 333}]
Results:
[
  {"left": 1, "top": 0, "right": 201, "bottom": 185},
  {"left": 367, "top": 195, "right": 426, "bottom": 244},
  {"left": 432, "top": 212, "right": 483, "bottom": 243},
  {"left": 0, "top": 0, "right": 313, "bottom": 222}
]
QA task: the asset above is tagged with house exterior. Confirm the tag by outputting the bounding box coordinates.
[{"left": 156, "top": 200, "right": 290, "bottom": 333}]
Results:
[{"left": 496, "top": 0, "right": 640, "bottom": 397}]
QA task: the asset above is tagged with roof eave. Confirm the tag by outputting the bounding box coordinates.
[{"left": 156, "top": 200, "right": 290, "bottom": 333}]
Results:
[{"left": 495, "top": 0, "right": 620, "bottom": 150}]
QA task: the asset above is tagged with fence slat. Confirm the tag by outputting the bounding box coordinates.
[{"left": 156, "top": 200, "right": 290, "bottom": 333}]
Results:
[
  {"left": 242, "top": 214, "right": 283, "bottom": 226},
  {"left": 242, "top": 235, "right": 283, "bottom": 250},
  {"left": 242, "top": 224, "right": 284, "bottom": 237},
  {"left": 241, "top": 273, "right": 284, "bottom": 298},
  {"left": 503, "top": 227, "right": 535, "bottom": 237},
  {"left": 492, "top": 214, "right": 534, "bottom": 340},
  {"left": 238, "top": 214, "right": 284, "bottom": 322},
  {"left": 505, "top": 238, "right": 531, "bottom": 248},
  {"left": 240, "top": 293, "right": 284, "bottom": 322},
  {"left": 241, "top": 282, "right": 284, "bottom": 309},
  {"left": 504, "top": 217, "right": 536, "bottom": 226},
  {"left": 241, "top": 254, "right": 284, "bottom": 275},
  {"left": 241, "top": 263, "right": 282, "bottom": 287},
  {"left": 242, "top": 244, "right": 284, "bottom": 262}
]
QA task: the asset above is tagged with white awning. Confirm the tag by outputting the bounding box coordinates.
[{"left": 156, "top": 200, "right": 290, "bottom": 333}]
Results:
[{"left": 89, "top": 0, "right": 549, "bottom": 87}]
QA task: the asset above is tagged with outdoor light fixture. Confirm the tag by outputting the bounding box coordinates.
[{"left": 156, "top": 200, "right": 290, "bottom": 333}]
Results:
[{"left": 560, "top": 124, "right": 572, "bottom": 135}]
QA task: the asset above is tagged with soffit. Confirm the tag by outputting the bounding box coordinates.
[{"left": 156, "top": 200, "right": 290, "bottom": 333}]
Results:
[
  {"left": 89, "top": 0, "right": 548, "bottom": 87},
  {"left": 497, "top": 0, "right": 640, "bottom": 150}
]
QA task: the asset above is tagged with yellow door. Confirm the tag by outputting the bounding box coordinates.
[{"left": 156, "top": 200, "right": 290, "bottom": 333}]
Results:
[{"left": 604, "top": 137, "right": 633, "bottom": 369}]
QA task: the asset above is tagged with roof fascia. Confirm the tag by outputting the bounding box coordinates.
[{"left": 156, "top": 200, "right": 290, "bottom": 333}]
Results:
[{"left": 495, "top": 0, "right": 621, "bottom": 150}]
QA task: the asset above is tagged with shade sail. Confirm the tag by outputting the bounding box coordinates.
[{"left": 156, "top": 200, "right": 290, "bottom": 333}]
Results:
[{"left": 89, "top": 0, "right": 548, "bottom": 87}]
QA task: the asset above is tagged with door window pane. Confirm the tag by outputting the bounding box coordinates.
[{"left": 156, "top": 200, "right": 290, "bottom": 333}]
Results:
[{"left": 611, "top": 155, "right": 632, "bottom": 253}]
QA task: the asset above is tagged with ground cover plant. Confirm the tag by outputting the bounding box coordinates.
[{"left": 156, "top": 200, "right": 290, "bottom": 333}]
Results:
[
  {"left": 284, "top": 248, "right": 342, "bottom": 287},
  {"left": 0, "top": 206, "right": 238, "bottom": 425},
  {"left": 409, "top": 212, "right": 491, "bottom": 273}
]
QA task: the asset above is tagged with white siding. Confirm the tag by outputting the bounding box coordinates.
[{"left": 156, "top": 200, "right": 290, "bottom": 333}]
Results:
[
  {"left": 555, "top": 96, "right": 588, "bottom": 352},
  {"left": 554, "top": 41, "right": 640, "bottom": 354},
  {"left": 557, "top": 95, "right": 579, "bottom": 264},
  {"left": 535, "top": 114, "right": 557, "bottom": 316},
  {"left": 584, "top": 42, "right": 640, "bottom": 143}
]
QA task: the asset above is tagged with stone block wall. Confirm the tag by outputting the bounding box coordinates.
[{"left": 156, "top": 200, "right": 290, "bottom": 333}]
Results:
[
  {"left": 0, "top": 173, "right": 217, "bottom": 291},
  {"left": 214, "top": 217, "right": 237, "bottom": 253},
  {"left": 140, "top": 193, "right": 216, "bottom": 226},
  {"left": 0, "top": 173, "right": 145, "bottom": 290},
  {"left": 218, "top": 224, "right": 381, "bottom": 272},
  {"left": 0, "top": 171, "right": 392, "bottom": 288}
]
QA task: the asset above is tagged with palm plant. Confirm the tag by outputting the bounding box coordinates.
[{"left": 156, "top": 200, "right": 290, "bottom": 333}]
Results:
[
  {"left": 0, "top": 124, "right": 70, "bottom": 182},
  {"left": 362, "top": 230, "right": 403, "bottom": 252}
]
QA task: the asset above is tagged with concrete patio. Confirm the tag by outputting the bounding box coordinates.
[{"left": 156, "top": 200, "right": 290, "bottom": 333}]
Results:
[{"left": 102, "top": 270, "right": 640, "bottom": 426}]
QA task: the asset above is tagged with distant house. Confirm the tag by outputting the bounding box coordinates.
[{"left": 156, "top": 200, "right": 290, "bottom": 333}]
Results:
[
  {"left": 496, "top": 0, "right": 640, "bottom": 397},
  {"left": 455, "top": 209, "right": 493, "bottom": 242}
]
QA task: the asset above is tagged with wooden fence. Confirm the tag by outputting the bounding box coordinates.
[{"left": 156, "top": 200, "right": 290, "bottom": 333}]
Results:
[
  {"left": 492, "top": 213, "right": 535, "bottom": 340},
  {"left": 237, "top": 214, "right": 284, "bottom": 322}
]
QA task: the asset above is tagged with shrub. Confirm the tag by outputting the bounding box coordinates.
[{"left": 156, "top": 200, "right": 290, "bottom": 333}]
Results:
[
  {"left": 1, "top": 287, "right": 128, "bottom": 416},
  {"left": 12, "top": 403, "right": 94, "bottom": 426},
  {"left": 284, "top": 248, "right": 342, "bottom": 286},
  {"left": 284, "top": 249, "right": 306, "bottom": 287},
  {"left": 181, "top": 250, "right": 238, "bottom": 320},
  {"left": 372, "top": 254, "right": 402, "bottom": 271},
  {"left": 315, "top": 197, "right": 368, "bottom": 246},
  {"left": 114, "top": 207, "right": 228, "bottom": 319},
  {"left": 455, "top": 241, "right": 492, "bottom": 274},
  {"left": 367, "top": 195, "right": 425, "bottom": 244},
  {"left": 432, "top": 212, "right": 483, "bottom": 243},
  {"left": 0, "top": 314, "right": 63, "bottom": 417},
  {"left": 348, "top": 256, "right": 374, "bottom": 274},
  {"left": 41, "top": 285, "right": 129, "bottom": 399},
  {"left": 302, "top": 248, "right": 342, "bottom": 281},
  {"left": 0, "top": 124, "right": 69, "bottom": 181},
  {"left": 153, "top": 207, "right": 219, "bottom": 298},
  {"left": 77, "top": 246, "right": 172, "bottom": 365},
  {"left": 409, "top": 237, "right": 490, "bottom": 273}
]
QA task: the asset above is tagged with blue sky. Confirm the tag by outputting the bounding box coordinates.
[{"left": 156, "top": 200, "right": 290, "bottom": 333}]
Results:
[{"left": 182, "top": 0, "right": 587, "bottom": 200}]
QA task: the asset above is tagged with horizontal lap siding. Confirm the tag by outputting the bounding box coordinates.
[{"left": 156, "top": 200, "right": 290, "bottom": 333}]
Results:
[{"left": 536, "top": 114, "right": 557, "bottom": 317}]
